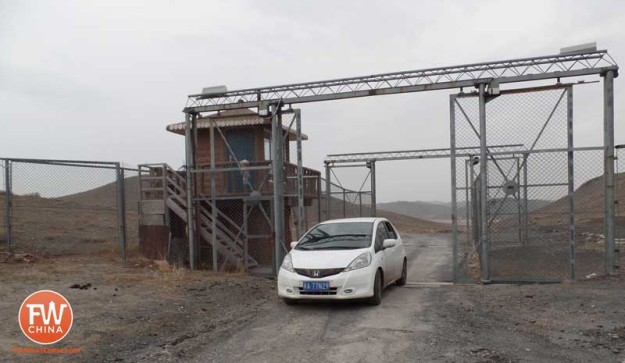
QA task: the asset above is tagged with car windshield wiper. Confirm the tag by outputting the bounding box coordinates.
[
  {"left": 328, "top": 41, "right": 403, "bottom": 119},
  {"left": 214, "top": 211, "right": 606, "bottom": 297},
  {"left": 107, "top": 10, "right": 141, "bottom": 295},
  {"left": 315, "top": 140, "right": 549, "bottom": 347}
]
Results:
[{"left": 296, "top": 233, "right": 370, "bottom": 250}]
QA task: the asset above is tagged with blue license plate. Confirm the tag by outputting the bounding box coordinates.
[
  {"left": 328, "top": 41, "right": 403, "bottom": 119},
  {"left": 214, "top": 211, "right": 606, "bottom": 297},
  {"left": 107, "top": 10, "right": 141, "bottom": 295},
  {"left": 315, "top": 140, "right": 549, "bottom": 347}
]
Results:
[{"left": 302, "top": 281, "right": 330, "bottom": 291}]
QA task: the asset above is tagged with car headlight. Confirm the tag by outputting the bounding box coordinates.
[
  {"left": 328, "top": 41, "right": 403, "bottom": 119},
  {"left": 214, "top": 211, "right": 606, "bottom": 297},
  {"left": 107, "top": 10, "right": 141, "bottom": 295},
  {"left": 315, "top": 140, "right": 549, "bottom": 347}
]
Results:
[
  {"left": 344, "top": 252, "right": 372, "bottom": 272},
  {"left": 281, "top": 253, "right": 295, "bottom": 272}
]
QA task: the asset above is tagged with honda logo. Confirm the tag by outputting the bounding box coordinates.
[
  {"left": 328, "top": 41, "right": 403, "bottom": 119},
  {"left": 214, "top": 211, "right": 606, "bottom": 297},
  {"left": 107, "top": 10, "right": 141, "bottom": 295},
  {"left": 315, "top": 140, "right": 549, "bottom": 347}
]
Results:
[{"left": 312, "top": 270, "right": 320, "bottom": 278}]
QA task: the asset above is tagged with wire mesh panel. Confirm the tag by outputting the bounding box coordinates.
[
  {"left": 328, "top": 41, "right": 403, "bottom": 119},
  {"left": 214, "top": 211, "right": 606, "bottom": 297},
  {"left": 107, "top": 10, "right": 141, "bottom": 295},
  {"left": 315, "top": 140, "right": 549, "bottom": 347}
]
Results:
[
  {"left": 450, "top": 85, "right": 610, "bottom": 282},
  {"left": 452, "top": 93, "right": 482, "bottom": 283},
  {"left": 323, "top": 164, "right": 374, "bottom": 221},
  {"left": 5, "top": 160, "right": 125, "bottom": 259}
]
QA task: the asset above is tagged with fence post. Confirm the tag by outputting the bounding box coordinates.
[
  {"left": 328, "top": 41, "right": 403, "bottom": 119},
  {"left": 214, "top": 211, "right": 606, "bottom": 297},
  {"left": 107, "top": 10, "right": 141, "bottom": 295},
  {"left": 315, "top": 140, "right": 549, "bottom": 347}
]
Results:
[
  {"left": 325, "top": 162, "right": 331, "bottom": 220},
  {"left": 370, "top": 160, "right": 377, "bottom": 217},
  {"left": 567, "top": 86, "right": 575, "bottom": 281},
  {"left": 478, "top": 83, "right": 490, "bottom": 283},
  {"left": 603, "top": 70, "right": 616, "bottom": 275},
  {"left": 4, "top": 160, "right": 12, "bottom": 252},
  {"left": 450, "top": 95, "right": 458, "bottom": 282},
  {"left": 295, "top": 109, "right": 304, "bottom": 239},
  {"left": 115, "top": 163, "right": 127, "bottom": 262},
  {"left": 184, "top": 112, "right": 196, "bottom": 270},
  {"left": 271, "top": 104, "right": 285, "bottom": 276}
]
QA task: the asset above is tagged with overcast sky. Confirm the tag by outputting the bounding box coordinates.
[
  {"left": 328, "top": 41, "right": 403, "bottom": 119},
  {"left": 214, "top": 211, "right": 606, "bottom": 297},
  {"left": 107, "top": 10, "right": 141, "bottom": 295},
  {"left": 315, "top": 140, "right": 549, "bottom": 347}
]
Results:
[{"left": 1, "top": 0, "right": 623, "bottom": 202}]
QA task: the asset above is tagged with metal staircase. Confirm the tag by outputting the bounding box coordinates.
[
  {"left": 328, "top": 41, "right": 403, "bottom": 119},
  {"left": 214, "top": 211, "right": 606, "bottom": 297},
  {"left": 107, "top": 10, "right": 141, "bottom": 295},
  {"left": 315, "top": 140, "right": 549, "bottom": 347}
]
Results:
[{"left": 138, "top": 163, "right": 257, "bottom": 269}]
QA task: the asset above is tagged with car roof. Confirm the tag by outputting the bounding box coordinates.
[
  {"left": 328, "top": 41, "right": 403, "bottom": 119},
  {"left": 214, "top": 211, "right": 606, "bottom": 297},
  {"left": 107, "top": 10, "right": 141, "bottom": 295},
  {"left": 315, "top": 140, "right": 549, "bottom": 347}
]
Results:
[{"left": 318, "top": 217, "right": 387, "bottom": 224}]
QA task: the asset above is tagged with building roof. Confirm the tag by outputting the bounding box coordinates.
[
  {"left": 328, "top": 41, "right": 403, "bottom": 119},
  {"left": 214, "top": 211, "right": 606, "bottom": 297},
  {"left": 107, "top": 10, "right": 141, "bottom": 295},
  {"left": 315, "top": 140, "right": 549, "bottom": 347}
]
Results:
[{"left": 166, "top": 109, "right": 308, "bottom": 140}]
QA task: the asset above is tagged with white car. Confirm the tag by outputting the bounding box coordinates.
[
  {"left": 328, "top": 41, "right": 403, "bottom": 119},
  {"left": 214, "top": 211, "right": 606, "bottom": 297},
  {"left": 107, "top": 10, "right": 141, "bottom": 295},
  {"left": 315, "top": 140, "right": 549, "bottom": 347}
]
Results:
[{"left": 277, "top": 217, "right": 407, "bottom": 305}]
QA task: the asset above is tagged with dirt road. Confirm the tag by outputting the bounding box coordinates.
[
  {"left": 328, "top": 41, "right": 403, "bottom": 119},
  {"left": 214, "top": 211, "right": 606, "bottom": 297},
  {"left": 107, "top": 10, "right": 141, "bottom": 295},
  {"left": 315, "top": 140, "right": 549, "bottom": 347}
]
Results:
[
  {"left": 195, "top": 233, "right": 625, "bottom": 362},
  {"left": 404, "top": 233, "right": 453, "bottom": 283},
  {"left": 194, "top": 233, "right": 453, "bottom": 362}
]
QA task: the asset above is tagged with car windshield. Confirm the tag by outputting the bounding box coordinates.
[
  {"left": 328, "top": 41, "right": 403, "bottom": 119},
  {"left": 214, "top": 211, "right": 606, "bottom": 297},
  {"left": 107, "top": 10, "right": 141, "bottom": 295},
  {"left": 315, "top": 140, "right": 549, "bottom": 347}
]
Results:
[{"left": 295, "top": 222, "right": 373, "bottom": 251}]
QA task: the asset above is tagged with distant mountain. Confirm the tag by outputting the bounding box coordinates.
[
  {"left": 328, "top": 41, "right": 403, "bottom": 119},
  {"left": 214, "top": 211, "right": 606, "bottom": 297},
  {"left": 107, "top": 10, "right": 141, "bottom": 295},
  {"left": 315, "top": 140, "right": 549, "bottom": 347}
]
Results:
[
  {"left": 377, "top": 201, "right": 451, "bottom": 221},
  {"left": 378, "top": 198, "right": 552, "bottom": 222}
]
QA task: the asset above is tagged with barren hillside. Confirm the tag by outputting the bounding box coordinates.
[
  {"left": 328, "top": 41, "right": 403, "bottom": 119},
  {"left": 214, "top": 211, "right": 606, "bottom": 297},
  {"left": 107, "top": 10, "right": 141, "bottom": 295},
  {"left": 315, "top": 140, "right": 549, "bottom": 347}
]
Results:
[{"left": 60, "top": 175, "right": 140, "bottom": 211}]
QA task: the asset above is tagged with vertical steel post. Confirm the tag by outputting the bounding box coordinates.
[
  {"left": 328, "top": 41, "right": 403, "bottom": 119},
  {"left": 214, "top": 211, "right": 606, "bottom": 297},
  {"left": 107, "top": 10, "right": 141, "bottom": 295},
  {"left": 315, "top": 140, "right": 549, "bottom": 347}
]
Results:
[
  {"left": 210, "top": 117, "right": 218, "bottom": 271},
  {"left": 295, "top": 110, "right": 304, "bottom": 239},
  {"left": 325, "top": 162, "right": 331, "bottom": 220},
  {"left": 603, "top": 70, "right": 616, "bottom": 275},
  {"left": 464, "top": 159, "right": 470, "bottom": 247},
  {"left": 370, "top": 160, "right": 377, "bottom": 217},
  {"left": 470, "top": 158, "right": 477, "bottom": 246},
  {"left": 342, "top": 189, "right": 346, "bottom": 218},
  {"left": 317, "top": 176, "right": 322, "bottom": 223},
  {"left": 516, "top": 158, "right": 522, "bottom": 245},
  {"left": 192, "top": 114, "right": 201, "bottom": 268},
  {"left": 4, "top": 160, "right": 12, "bottom": 251},
  {"left": 478, "top": 83, "right": 490, "bottom": 282},
  {"left": 359, "top": 192, "right": 363, "bottom": 217},
  {"left": 115, "top": 163, "right": 127, "bottom": 262},
  {"left": 243, "top": 201, "right": 249, "bottom": 271},
  {"left": 450, "top": 95, "right": 458, "bottom": 282},
  {"left": 567, "top": 86, "right": 575, "bottom": 280},
  {"left": 184, "top": 112, "right": 196, "bottom": 270},
  {"left": 523, "top": 153, "right": 529, "bottom": 245},
  {"left": 271, "top": 104, "right": 285, "bottom": 276}
]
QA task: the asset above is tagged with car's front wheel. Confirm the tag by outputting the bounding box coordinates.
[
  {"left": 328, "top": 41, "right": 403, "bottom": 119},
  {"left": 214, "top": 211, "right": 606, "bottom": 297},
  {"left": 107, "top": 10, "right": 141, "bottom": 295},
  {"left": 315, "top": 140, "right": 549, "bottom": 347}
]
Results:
[
  {"left": 367, "top": 270, "right": 382, "bottom": 306},
  {"left": 396, "top": 259, "right": 407, "bottom": 286}
]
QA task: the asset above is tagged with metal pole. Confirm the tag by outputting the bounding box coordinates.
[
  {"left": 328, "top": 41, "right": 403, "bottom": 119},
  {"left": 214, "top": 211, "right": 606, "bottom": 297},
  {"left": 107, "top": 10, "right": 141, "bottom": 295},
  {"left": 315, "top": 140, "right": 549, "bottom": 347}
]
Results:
[
  {"left": 4, "top": 160, "right": 12, "bottom": 251},
  {"left": 450, "top": 95, "right": 458, "bottom": 282},
  {"left": 478, "top": 83, "right": 490, "bottom": 282},
  {"left": 523, "top": 154, "right": 529, "bottom": 245},
  {"left": 359, "top": 192, "right": 363, "bottom": 217},
  {"left": 317, "top": 176, "right": 322, "bottom": 223},
  {"left": 271, "top": 104, "right": 285, "bottom": 276},
  {"left": 370, "top": 160, "right": 377, "bottom": 217},
  {"left": 325, "top": 162, "right": 331, "bottom": 220},
  {"left": 210, "top": 118, "right": 218, "bottom": 272},
  {"left": 516, "top": 158, "right": 522, "bottom": 246},
  {"left": 115, "top": 163, "right": 127, "bottom": 262},
  {"left": 184, "top": 112, "right": 196, "bottom": 270},
  {"left": 192, "top": 113, "right": 201, "bottom": 268},
  {"left": 567, "top": 86, "right": 575, "bottom": 281},
  {"left": 603, "top": 70, "right": 616, "bottom": 275},
  {"left": 295, "top": 110, "right": 304, "bottom": 239},
  {"left": 342, "top": 189, "right": 346, "bottom": 218},
  {"left": 243, "top": 201, "right": 249, "bottom": 271}
]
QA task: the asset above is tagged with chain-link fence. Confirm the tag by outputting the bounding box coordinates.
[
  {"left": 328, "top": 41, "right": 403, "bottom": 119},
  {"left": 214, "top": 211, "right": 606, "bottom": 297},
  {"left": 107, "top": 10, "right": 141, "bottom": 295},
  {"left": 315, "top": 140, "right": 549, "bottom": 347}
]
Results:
[
  {"left": 0, "top": 158, "right": 135, "bottom": 261},
  {"left": 322, "top": 164, "right": 374, "bottom": 221},
  {"left": 451, "top": 85, "right": 614, "bottom": 283}
]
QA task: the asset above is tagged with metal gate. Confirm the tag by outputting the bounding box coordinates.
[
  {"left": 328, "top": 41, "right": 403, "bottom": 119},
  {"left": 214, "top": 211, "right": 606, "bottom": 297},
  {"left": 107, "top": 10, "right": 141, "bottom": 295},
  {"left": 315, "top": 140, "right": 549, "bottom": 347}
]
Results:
[{"left": 451, "top": 84, "right": 610, "bottom": 283}]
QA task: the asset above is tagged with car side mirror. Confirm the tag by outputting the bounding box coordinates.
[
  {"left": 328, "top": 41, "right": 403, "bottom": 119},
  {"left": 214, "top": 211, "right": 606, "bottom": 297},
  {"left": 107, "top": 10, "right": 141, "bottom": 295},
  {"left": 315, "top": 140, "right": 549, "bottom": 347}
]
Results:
[
  {"left": 290, "top": 241, "right": 298, "bottom": 249},
  {"left": 382, "top": 239, "right": 396, "bottom": 249}
]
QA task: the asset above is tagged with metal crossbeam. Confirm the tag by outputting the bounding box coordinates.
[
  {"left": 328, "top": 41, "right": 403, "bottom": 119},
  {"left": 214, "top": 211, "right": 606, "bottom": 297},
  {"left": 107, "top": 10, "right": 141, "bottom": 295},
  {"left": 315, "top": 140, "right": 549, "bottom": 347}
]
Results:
[
  {"left": 325, "top": 144, "right": 524, "bottom": 164},
  {"left": 185, "top": 50, "right": 617, "bottom": 113}
]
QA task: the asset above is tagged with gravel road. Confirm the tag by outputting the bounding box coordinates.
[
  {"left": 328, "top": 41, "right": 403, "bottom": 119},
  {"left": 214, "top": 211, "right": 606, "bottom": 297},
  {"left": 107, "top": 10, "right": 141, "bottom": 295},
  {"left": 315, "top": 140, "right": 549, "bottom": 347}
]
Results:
[{"left": 195, "top": 233, "right": 454, "bottom": 363}]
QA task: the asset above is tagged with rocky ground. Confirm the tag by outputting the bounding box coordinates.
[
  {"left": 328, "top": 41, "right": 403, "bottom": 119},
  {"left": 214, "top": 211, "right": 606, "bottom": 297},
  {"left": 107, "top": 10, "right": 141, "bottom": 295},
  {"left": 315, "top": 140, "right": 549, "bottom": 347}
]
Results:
[{"left": 1, "top": 234, "right": 624, "bottom": 362}]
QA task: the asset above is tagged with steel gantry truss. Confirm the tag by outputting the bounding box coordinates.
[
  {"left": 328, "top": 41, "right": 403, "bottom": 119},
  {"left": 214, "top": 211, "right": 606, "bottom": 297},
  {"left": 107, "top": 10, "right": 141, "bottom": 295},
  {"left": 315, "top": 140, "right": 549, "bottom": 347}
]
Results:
[
  {"left": 180, "top": 48, "right": 618, "bottom": 277},
  {"left": 184, "top": 50, "right": 617, "bottom": 113}
]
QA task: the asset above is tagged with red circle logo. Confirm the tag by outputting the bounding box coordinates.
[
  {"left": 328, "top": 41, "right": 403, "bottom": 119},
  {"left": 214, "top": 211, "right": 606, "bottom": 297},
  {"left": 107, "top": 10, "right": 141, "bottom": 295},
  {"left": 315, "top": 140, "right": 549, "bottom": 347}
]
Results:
[{"left": 18, "top": 290, "right": 73, "bottom": 345}]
